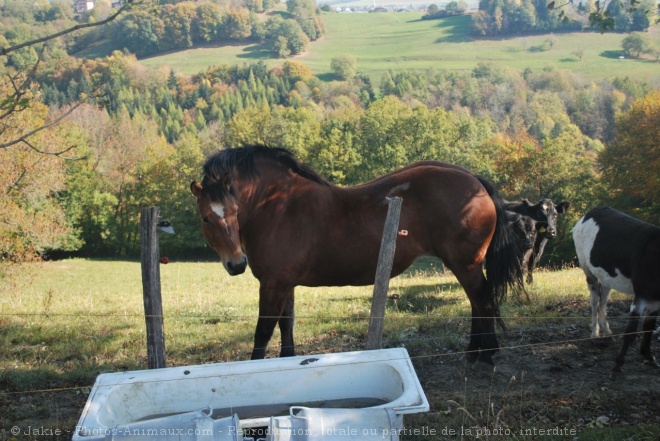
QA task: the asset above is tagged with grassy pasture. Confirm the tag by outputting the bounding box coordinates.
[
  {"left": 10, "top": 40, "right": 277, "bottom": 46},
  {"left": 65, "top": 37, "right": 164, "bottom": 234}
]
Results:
[
  {"left": 138, "top": 12, "right": 660, "bottom": 85},
  {"left": 2, "top": 259, "right": 660, "bottom": 439}
]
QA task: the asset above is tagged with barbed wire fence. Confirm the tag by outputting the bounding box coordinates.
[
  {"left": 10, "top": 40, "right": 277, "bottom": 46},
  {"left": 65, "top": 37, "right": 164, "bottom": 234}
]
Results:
[
  {"left": 0, "top": 310, "right": 656, "bottom": 398},
  {"left": 1, "top": 206, "right": 657, "bottom": 403}
]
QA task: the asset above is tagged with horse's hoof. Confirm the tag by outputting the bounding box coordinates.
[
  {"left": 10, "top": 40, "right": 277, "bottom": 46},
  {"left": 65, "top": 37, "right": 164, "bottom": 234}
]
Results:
[
  {"left": 470, "top": 360, "right": 495, "bottom": 374},
  {"left": 643, "top": 359, "right": 660, "bottom": 369},
  {"left": 462, "top": 351, "right": 479, "bottom": 364}
]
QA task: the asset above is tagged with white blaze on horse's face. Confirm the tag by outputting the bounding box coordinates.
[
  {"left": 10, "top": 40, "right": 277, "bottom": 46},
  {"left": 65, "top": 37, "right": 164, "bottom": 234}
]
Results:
[
  {"left": 210, "top": 203, "right": 228, "bottom": 232},
  {"left": 190, "top": 181, "right": 248, "bottom": 276}
]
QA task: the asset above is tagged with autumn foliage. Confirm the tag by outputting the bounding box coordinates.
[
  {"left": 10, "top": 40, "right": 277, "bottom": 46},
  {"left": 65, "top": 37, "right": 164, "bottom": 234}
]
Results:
[{"left": 599, "top": 91, "right": 660, "bottom": 223}]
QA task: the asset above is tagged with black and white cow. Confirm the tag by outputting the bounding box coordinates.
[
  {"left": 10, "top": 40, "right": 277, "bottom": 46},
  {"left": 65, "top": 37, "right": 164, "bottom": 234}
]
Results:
[
  {"left": 572, "top": 206, "right": 660, "bottom": 375},
  {"left": 506, "top": 198, "right": 571, "bottom": 283}
]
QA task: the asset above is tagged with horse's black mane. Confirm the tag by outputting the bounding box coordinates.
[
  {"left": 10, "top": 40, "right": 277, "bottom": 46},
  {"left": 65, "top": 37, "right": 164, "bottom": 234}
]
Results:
[{"left": 202, "top": 145, "right": 330, "bottom": 199}]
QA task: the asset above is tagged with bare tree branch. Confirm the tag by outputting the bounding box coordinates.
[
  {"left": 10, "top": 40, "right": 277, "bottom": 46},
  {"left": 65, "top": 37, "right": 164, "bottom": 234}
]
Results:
[
  {"left": 0, "top": 100, "right": 84, "bottom": 150},
  {"left": 0, "top": 0, "right": 140, "bottom": 161},
  {"left": 21, "top": 138, "right": 85, "bottom": 160},
  {"left": 0, "top": 48, "right": 45, "bottom": 121},
  {"left": 6, "top": 169, "right": 27, "bottom": 195}
]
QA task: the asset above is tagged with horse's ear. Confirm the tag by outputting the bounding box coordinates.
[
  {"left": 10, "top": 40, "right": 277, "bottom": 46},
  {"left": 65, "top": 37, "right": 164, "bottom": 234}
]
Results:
[
  {"left": 221, "top": 174, "right": 232, "bottom": 190},
  {"left": 190, "top": 181, "right": 203, "bottom": 198},
  {"left": 522, "top": 199, "right": 532, "bottom": 207}
]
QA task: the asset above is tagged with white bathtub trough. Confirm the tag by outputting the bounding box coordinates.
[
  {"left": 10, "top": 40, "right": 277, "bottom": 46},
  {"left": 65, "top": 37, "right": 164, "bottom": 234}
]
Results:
[{"left": 73, "top": 348, "right": 429, "bottom": 441}]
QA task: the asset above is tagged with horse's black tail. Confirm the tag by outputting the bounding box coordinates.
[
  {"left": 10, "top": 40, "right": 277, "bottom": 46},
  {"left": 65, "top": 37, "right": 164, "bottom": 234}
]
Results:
[{"left": 478, "top": 177, "right": 526, "bottom": 325}]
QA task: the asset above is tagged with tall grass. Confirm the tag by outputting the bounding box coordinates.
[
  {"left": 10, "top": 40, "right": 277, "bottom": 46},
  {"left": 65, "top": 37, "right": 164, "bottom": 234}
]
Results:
[
  {"left": 0, "top": 259, "right": 597, "bottom": 386},
  {"left": 0, "top": 260, "right": 573, "bottom": 374}
]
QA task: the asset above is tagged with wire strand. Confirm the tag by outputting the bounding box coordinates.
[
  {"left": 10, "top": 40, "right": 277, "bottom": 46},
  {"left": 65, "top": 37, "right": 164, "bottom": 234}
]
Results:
[{"left": 1, "top": 327, "right": 655, "bottom": 397}]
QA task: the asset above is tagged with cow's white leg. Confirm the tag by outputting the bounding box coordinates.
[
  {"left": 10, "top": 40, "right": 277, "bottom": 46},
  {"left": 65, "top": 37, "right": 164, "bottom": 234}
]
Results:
[
  {"left": 587, "top": 273, "right": 604, "bottom": 337},
  {"left": 598, "top": 285, "right": 612, "bottom": 336}
]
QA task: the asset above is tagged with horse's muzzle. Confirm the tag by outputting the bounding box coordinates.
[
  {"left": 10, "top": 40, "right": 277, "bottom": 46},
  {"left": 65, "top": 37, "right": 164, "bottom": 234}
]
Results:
[{"left": 225, "top": 256, "right": 248, "bottom": 276}]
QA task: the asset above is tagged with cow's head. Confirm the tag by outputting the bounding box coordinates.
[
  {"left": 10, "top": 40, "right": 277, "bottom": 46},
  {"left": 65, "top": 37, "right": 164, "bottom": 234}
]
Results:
[
  {"left": 522, "top": 199, "right": 570, "bottom": 238},
  {"left": 508, "top": 212, "right": 538, "bottom": 251}
]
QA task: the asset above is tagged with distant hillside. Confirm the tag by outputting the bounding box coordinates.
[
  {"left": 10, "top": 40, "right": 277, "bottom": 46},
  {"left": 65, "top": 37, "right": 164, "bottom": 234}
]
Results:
[{"left": 136, "top": 12, "right": 660, "bottom": 85}]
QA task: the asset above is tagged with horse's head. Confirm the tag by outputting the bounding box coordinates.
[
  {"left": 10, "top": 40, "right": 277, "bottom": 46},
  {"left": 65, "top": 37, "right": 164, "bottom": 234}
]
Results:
[{"left": 190, "top": 176, "right": 247, "bottom": 276}]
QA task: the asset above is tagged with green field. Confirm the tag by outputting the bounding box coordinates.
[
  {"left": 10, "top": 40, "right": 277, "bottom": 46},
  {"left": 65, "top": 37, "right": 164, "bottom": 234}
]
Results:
[
  {"left": 2, "top": 259, "right": 660, "bottom": 439},
  {"left": 139, "top": 12, "right": 660, "bottom": 85}
]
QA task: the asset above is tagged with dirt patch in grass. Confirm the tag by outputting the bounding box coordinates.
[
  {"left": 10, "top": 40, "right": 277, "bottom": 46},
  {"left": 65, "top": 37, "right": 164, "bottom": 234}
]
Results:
[{"left": 404, "top": 299, "right": 660, "bottom": 439}]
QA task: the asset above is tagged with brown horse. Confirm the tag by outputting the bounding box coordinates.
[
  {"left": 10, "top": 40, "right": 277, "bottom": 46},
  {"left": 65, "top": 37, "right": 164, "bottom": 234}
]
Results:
[{"left": 191, "top": 146, "right": 523, "bottom": 365}]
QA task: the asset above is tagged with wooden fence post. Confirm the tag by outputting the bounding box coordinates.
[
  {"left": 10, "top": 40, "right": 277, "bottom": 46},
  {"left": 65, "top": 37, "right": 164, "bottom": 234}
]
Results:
[
  {"left": 365, "top": 196, "right": 403, "bottom": 350},
  {"left": 140, "top": 206, "right": 166, "bottom": 369}
]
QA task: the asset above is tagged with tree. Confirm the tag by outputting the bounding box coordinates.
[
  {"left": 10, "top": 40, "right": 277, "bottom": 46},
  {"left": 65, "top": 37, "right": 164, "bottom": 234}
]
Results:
[
  {"left": 286, "top": 0, "right": 318, "bottom": 17},
  {"left": 223, "top": 8, "right": 252, "bottom": 40},
  {"left": 580, "top": 0, "right": 659, "bottom": 32},
  {"left": 245, "top": 0, "right": 264, "bottom": 13},
  {"left": 284, "top": 0, "right": 323, "bottom": 41},
  {"left": 273, "top": 36, "right": 291, "bottom": 58},
  {"left": 445, "top": 1, "right": 467, "bottom": 15},
  {"left": 621, "top": 32, "right": 652, "bottom": 58},
  {"left": 599, "top": 91, "right": 660, "bottom": 222},
  {"left": 283, "top": 61, "right": 314, "bottom": 82},
  {"left": 265, "top": 16, "right": 309, "bottom": 57},
  {"left": 330, "top": 55, "right": 357, "bottom": 80},
  {"left": 1, "top": 0, "right": 150, "bottom": 57},
  {"left": 0, "top": 89, "right": 80, "bottom": 261},
  {"left": 193, "top": 2, "right": 223, "bottom": 44},
  {"left": 1, "top": 0, "right": 153, "bottom": 262},
  {"left": 356, "top": 95, "right": 415, "bottom": 181},
  {"left": 118, "top": 9, "right": 163, "bottom": 57},
  {"left": 308, "top": 104, "right": 362, "bottom": 185},
  {"left": 160, "top": 2, "right": 197, "bottom": 51},
  {"left": 572, "top": 48, "right": 585, "bottom": 61}
]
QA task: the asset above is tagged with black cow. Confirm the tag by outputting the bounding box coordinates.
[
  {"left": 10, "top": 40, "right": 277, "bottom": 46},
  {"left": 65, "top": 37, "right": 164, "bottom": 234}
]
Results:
[
  {"left": 507, "top": 212, "right": 538, "bottom": 264},
  {"left": 505, "top": 199, "right": 571, "bottom": 283},
  {"left": 572, "top": 206, "right": 660, "bottom": 376}
]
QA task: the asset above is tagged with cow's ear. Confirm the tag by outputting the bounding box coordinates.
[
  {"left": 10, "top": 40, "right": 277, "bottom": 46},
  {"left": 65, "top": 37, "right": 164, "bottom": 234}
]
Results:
[
  {"left": 557, "top": 201, "right": 571, "bottom": 213},
  {"left": 522, "top": 199, "right": 532, "bottom": 207}
]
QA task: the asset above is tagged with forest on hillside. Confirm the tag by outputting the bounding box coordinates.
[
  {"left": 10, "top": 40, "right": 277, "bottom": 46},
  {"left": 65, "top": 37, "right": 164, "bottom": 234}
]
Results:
[
  {"left": 1, "top": 0, "right": 659, "bottom": 267},
  {"left": 472, "top": 0, "right": 656, "bottom": 36}
]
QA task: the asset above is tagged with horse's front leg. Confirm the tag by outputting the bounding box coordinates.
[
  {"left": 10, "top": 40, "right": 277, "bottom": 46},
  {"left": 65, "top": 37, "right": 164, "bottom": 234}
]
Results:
[
  {"left": 279, "top": 292, "right": 295, "bottom": 357},
  {"left": 251, "top": 285, "right": 294, "bottom": 360},
  {"left": 465, "top": 308, "right": 482, "bottom": 364}
]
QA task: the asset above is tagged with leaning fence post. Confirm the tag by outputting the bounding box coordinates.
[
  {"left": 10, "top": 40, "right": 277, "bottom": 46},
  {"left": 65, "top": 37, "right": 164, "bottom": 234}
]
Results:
[
  {"left": 366, "top": 196, "right": 403, "bottom": 350},
  {"left": 140, "top": 206, "right": 166, "bottom": 369}
]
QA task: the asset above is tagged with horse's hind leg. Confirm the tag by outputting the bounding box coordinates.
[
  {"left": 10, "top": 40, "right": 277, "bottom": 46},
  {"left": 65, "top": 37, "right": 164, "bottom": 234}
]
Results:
[
  {"left": 452, "top": 266, "right": 499, "bottom": 366},
  {"left": 279, "top": 293, "right": 295, "bottom": 357},
  {"left": 251, "top": 285, "right": 294, "bottom": 360}
]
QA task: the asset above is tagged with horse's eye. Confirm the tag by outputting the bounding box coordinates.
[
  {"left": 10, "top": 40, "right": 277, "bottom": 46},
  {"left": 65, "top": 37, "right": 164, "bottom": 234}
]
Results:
[{"left": 202, "top": 216, "right": 209, "bottom": 223}]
